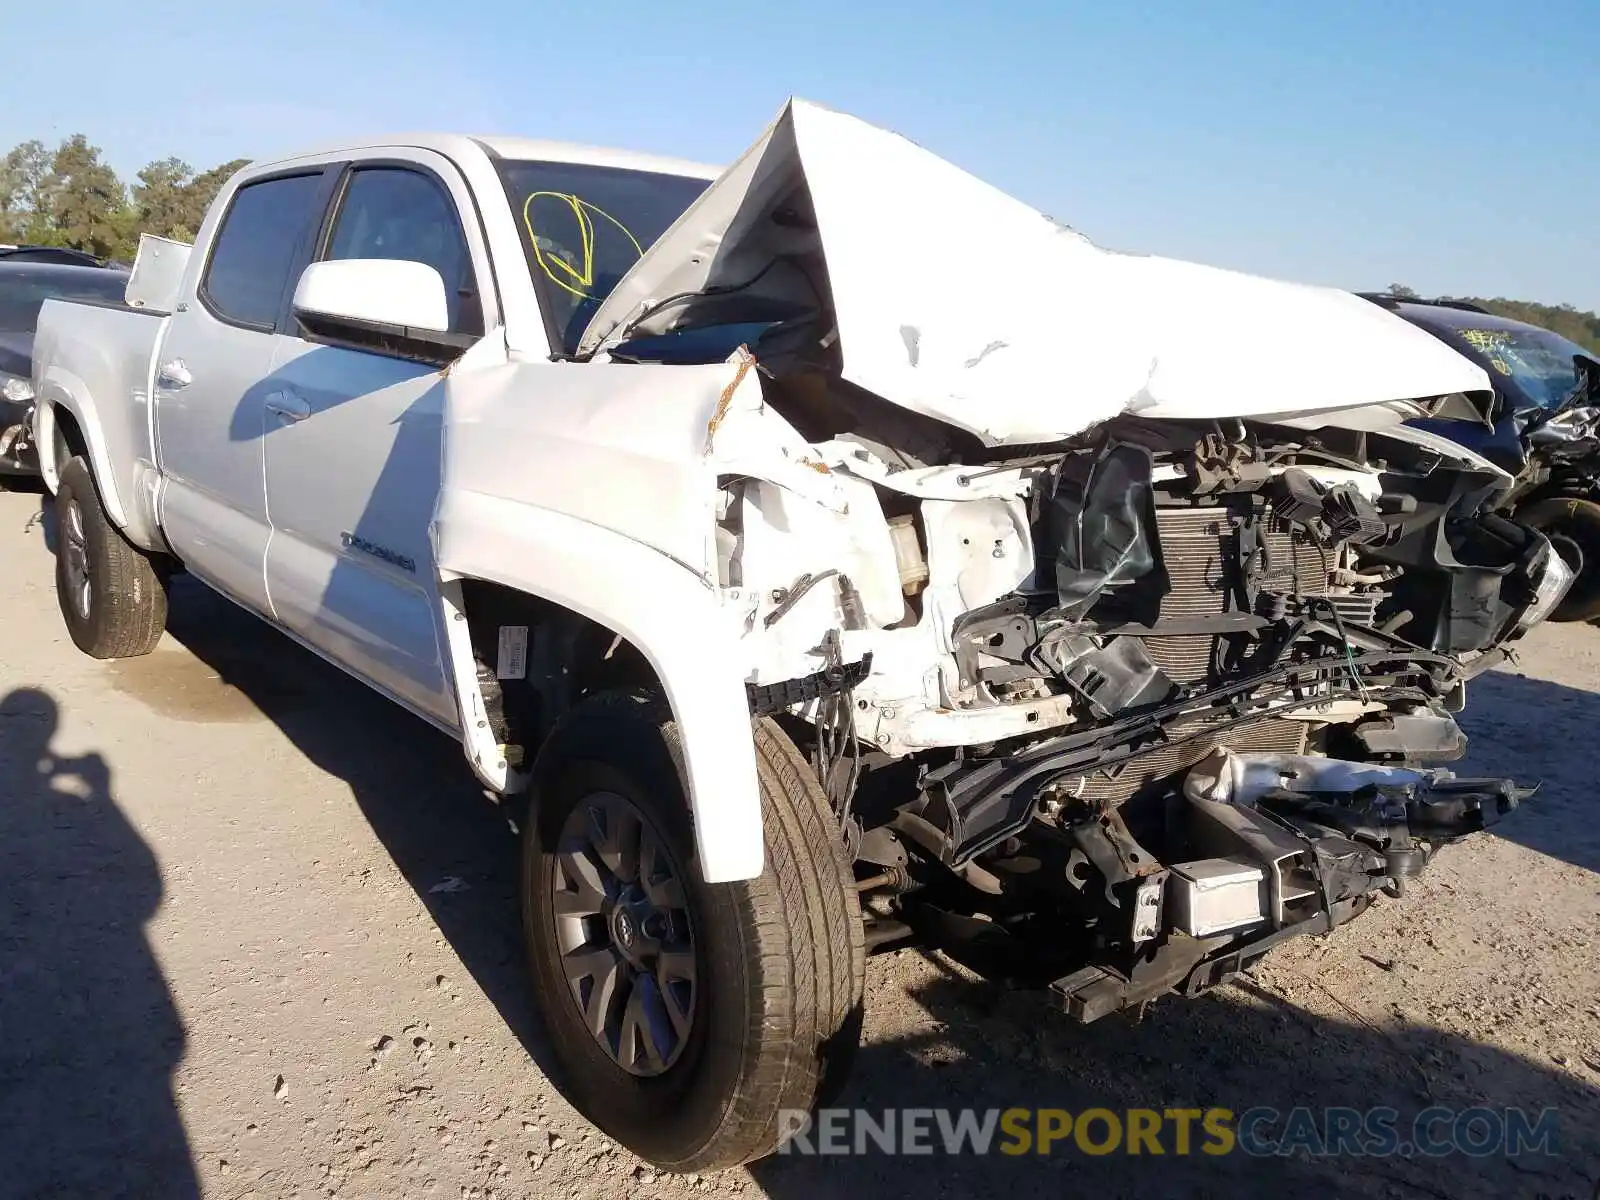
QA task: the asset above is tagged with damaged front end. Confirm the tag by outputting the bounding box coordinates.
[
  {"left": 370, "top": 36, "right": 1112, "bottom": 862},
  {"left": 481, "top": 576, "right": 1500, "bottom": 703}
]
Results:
[
  {"left": 1044, "top": 751, "right": 1532, "bottom": 1021},
  {"left": 702, "top": 396, "right": 1559, "bottom": 1019},
  {"left": 574, "top": 99, "right": 1559, "bottom": 1020}
]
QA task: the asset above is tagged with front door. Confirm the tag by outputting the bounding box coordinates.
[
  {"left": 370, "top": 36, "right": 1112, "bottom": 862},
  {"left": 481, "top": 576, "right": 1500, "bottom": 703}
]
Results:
[
  {"left": 262, "top": 159, "right": 488, "bottom": 728},
  {"left": 154, "top": 170, "right": 331, "bottom": 613}
]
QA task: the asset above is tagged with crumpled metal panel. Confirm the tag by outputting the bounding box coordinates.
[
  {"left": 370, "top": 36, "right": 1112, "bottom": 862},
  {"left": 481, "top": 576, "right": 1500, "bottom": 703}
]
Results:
[{"left": 582, "top": 99, "right": 1494, "bottom": 445}]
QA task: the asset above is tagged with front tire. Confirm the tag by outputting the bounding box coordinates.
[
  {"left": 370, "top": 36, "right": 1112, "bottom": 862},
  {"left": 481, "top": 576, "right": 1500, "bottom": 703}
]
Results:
[
  {"left": 1518, "top": 495, "right": 1600, "bottom": 621},
  {"left": 54, "top": 456, "right": 168, "bottom": 658},
  {"left": 522, "top": 691, "right": 865, "bottom": 1171}
]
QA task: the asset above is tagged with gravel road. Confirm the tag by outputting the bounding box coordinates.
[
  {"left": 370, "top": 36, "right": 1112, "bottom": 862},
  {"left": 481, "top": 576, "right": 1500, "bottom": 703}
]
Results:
[{"left": 1, "top": 483, "right": 1596, "bottom": 1200}]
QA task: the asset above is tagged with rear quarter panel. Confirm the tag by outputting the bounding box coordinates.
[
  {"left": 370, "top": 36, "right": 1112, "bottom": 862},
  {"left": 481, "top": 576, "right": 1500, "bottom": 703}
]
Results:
[{"left": 32, "top": 298, "right": 167, "bottom": 550}]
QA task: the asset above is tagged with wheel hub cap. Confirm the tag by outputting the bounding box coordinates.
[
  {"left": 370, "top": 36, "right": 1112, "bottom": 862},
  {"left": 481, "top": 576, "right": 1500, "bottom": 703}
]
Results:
[{"left": 549, "top": 792, "right": 696, "bottom": 1077}]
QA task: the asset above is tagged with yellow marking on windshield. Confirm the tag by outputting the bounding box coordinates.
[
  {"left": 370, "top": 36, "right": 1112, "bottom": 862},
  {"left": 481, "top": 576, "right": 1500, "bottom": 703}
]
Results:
[
  {"left": 1461, "top": 328, "right": 1509, "bottom": 352},
  {"left": 522, "top": 192, "right": 644, "bottom": 301}
]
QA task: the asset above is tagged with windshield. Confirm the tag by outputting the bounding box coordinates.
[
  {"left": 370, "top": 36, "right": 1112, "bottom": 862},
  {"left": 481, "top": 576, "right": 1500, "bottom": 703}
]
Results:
[
  {"left": 497, "top": 160, "right": 710, "bottom": 357},
  {"left": 0, "top": 268, "right": 128, "bottom": 332},
  {"left": 1452, "top": 323, "right": 1595, "bottom": 410}
]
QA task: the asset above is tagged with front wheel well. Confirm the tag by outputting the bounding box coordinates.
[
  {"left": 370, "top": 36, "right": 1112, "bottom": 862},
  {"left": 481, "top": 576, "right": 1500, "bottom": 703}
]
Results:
[{"left": 456, "top": 579, "right": 662, "bottom": 769}]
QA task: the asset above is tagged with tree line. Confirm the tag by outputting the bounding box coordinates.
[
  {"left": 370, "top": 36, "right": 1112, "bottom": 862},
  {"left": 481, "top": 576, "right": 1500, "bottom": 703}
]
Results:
[
  {"left": 1451, "top": 298, "right": 1600, "bottom": 355},
  {"left": 0, "top": 134, "right": 249, "bottom": 261},
  {"left": 1384, "top": 285, "right": 1600, "bottom": 355}
]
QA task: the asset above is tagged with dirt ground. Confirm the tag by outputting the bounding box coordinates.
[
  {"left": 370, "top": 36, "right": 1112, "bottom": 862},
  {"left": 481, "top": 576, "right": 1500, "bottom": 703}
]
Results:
[{"left": 1, "top": 482, "right": 1596, "bottom": 1200}]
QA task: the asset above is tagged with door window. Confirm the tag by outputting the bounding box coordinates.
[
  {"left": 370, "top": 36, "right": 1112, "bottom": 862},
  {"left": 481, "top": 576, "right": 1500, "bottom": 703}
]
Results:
[
  {"left": 201, "top": 173, "right": 325, "bottom": 329},
  {"left": 324, "top": 168, "right": 482, "bottom": 335}
]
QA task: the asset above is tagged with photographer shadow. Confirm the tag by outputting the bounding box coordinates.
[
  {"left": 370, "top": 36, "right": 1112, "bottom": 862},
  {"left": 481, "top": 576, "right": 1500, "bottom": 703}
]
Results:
[
  {"left": 153, "top": 576, "right": 548, "bottom": 1053},
  {"left": 0, "top": 686, "right": 198, "bottom": 1198}
]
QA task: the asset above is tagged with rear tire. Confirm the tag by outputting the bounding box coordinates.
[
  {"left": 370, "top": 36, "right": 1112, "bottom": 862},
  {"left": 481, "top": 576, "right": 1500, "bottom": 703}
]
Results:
[
  {"left": 1518, "top": 495, "right": 1600, "bottom": 621},
  {"left": 521, "top": 690, "right": 865, "bottom": 1171},
  {"left": 54, "top": 456, "right": 168, "bottom": 658}
]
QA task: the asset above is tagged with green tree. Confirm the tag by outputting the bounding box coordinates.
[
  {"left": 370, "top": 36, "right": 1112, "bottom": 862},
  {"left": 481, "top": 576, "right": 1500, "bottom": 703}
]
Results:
[
  {"left": 1386, "top": 283, "right": 1420, "bottom": 299},
  {"left": 132, "top": 156, "right": 195, "bottom": 241},
  {"left": 1453, "top": 297, "right": 1600, "bottom": 355},
  {"left": 34, "top": 134, "right": 130, "bottom": 258},
  {"left": 178, "top": 157, "right": 250, "bottom": 239},
  {"left": 0, "top": 139, "right": 50, "bottom": 242}
]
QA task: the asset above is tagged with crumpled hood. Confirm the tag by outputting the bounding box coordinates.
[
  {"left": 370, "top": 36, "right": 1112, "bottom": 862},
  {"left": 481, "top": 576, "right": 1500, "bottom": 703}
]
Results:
[{"left": 582, "top": 99, "right": 1493, "bottom": 445}]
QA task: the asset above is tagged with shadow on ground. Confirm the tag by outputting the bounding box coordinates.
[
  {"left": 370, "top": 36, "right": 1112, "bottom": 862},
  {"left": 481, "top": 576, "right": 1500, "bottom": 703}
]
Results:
[
  {"left": 146, "top": 579, "right": 1600, "bottom": 1199},
  {"left": 749, "top": 962, "right": 1599, "bottom": 1200},
  {"left": 1453, "top": 669, "right": 1600, "bottom": 874},
  {"left": 0, "top": 686, "right": 199, "bottom": 1199},
  {"left": 156, "top": 578, "right": 542, "bottom": 1048}
]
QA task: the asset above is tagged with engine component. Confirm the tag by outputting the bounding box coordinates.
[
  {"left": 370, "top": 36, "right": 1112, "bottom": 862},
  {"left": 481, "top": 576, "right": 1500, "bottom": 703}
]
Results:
[
  {"left": 1033, "top": 630, "right": 1175, "bottom": 718},
  {"left": 1348, "top": 711, "right": 1468, "bottom": 761},
  {"left": 887, "top": 513, "right": 929, "bottom": 594},
  {"left": 1167, "top": 858, "right": 1266, "bottom": 937},
  {"left": 746, "top": 652, "right": 873, "bottom": 716},
  {"left": 1191, "top": 431, "right": 1271, "bottom": 493},
  {"left": 1039, "top": 443, "right": 1167, "bottom": 621},
  {"left": 1054, "top": 712, "right": 1309, "bottom": 809},
  {"left": 1267, "top": 468, "right": 1388, "bottom": 547},
  {"left": 1182, "top": 748, "right": 1426, "bottom": 807},
  {"left": 1138, "top": 503, "right": 1354, "bottom": 685},
  {"left": 1255, "top": 589, "right": 1381, "bottom": 626}
]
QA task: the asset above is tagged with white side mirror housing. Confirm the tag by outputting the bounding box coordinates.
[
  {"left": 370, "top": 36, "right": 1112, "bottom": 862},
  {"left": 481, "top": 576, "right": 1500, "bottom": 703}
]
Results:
[{"left": 292, "top": 259, "right": 450, "bottom": 333}]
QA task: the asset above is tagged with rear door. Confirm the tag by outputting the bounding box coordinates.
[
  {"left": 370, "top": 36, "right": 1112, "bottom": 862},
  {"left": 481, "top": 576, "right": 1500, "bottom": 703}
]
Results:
[
  {"left": 154, "top": 169, "right": 333, "bottom": 612},
  {"left": 261, "top": 153, "right": 491, "bottom": 728}
]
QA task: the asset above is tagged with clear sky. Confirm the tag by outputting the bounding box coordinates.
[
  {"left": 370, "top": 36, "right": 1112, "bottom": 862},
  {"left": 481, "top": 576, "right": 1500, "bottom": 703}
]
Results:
[{"left": 6, "top": 0, "right": 1596, "bottom": 307}]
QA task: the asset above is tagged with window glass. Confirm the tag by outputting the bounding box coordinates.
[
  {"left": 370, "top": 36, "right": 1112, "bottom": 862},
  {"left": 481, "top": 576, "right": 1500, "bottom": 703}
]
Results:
[
  {"left": 497, "top": 160, "right": 708, "bottom": 355},
  {"left": 1454, "top": 325, "right": 1591, "bottom": 410},
  {"left": 325, "top": 168, "right": 479, "bottom": 334},
  {"left": 202, "top": 173, "right": 324, "bottom": 328}
]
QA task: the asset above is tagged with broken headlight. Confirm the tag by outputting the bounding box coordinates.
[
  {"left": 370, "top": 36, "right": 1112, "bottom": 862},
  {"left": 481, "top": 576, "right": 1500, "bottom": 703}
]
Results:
[{"left": 1518, "top": 536, "right": 1575, "bottom": 632}]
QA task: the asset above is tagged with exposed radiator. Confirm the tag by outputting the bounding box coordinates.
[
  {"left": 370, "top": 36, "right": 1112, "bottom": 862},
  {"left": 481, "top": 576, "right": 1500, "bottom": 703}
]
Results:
[{"left": 1143, "top": 505, "right": 1338, "bottom": 684}]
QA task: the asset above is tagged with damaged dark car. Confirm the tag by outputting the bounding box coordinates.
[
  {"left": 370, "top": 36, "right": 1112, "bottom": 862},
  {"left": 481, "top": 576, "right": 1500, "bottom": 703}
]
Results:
[{"left": 1364, "top": 294, "right": 1600, "bottom": 620}]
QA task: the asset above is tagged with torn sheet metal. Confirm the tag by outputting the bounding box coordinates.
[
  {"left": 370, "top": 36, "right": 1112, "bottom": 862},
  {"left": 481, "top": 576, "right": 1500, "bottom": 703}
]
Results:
[{"left": 581, "top": 99, "right": 1493, "bottom": 445}]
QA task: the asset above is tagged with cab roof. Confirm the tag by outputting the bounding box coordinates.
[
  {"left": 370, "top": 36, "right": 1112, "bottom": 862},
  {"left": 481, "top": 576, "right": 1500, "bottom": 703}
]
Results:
[{"left": 253, "top": 132, "right": 720, "bottom": 181}]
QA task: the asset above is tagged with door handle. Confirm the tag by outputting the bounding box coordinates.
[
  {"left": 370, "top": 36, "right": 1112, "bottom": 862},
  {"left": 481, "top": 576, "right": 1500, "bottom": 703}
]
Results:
[
  {"left": 265, "top": 393, "right": 311, "bottom": 423},
  {"left": 157, "top": 359, "right": 191, "bottom": 388}
]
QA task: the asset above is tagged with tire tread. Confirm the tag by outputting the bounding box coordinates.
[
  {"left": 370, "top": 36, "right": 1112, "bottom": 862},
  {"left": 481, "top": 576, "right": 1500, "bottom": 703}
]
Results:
[
  {"left": 55, "top": 457, "right": 167, "bottom": 659},
  {"left": 528, "top": 690, "right": 865, "bottom": 1171}
]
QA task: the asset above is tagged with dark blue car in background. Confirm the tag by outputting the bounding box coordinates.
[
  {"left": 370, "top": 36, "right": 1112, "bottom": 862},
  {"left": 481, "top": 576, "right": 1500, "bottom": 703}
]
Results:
[
  {"left": 0, "top": 260, "right": 129, "bottom": 478},
  {"left": 1363, "top": 294, "right": 1600, "bottom": 620}
]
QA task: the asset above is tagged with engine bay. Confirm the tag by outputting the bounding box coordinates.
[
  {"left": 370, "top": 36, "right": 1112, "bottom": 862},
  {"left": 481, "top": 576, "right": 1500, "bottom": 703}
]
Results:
[{"left": 653, "top": 344, "right": 1565, "bottom": 1016}]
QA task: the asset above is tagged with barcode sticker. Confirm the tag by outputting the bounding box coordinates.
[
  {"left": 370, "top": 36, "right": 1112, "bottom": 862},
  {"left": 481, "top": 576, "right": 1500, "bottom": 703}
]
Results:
[{"left": 496, "top": 625, "right": 529, "bottom": 680}]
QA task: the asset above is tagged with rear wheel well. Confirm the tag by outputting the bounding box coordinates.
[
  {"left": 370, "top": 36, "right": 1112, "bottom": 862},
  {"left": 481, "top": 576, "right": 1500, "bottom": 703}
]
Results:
[
  {"left": 50, "top": 404, "right": 88, "bottom": 472},
  {"left": 457, "top": 579, "right": 662, "bottom": 768}
]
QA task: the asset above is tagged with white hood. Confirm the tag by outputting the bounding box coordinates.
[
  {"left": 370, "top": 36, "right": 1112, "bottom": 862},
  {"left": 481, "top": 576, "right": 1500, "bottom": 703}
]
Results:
[{"left": 581, "top": 99, "right": 1493, "bottom": 445}]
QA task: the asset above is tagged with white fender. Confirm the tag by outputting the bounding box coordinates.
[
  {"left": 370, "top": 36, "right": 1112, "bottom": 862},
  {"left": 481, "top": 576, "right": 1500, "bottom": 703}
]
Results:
[{"left": 433, "top": 490, "right": 764, "bottom": 883}]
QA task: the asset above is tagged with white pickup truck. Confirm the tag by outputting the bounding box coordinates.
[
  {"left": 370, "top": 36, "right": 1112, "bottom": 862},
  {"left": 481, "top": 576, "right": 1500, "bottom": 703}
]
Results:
[{"left": 32, "top": 99, "right": 1564, "bottom": 1169}]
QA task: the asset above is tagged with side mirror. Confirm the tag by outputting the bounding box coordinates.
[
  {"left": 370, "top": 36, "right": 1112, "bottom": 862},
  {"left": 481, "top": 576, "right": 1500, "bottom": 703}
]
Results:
[{"left": 292, "top": 259, "right": 473, "bottom": 363}]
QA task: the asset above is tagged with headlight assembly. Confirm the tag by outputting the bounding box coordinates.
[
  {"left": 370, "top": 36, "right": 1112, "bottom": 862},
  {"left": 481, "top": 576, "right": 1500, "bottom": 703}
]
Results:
[{"left": 0, "top": 373, "right": 34, "bottom": 405}]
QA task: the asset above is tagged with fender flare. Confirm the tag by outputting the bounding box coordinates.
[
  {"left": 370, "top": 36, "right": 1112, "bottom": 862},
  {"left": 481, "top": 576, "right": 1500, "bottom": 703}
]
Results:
[
  {"left": 34, "top": 373, "right": 130, "bottom": 528},
  {"left": 433, "top": 489, "right": 764, "bottom": 883}
]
